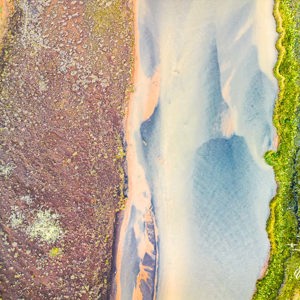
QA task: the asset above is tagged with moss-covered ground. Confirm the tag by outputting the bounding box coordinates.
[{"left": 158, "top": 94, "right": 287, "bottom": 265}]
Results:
[{"left": 253, "top": 0, "right": 300, "bottom": 299}]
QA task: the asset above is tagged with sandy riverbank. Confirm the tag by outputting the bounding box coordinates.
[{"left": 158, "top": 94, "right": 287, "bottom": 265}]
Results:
[{"left": 112, "top": 0, "right": 160, "bottom": 298}]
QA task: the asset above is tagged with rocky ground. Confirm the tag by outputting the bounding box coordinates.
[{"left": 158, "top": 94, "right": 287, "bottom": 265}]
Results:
[{"left": 0, "top": 0, "right": 133, "bottom": 298}]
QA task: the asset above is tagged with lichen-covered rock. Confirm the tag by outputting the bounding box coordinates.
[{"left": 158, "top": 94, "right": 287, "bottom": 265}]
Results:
[{"left": 26, "top": 209, "right": 63, "bottom": 244}]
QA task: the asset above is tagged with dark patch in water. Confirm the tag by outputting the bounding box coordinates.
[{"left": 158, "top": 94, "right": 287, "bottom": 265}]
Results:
[
  {"left": 193, "top": 135, "right": 256, "bottom": 224},
  {"left": 140, "top": 279, "right": 153, "bottom": 300},
  {"left": 190, "top": 134, "right": 272, "bottom": 298},
  {"left": 139, "top": 107, "right": 160, "bottom": 300},
  {"left": 139, "top": 24, "right": 159, "bottom": 77},
  {"left": 203, "top": 39, "right": 228, "bottom": 137},
  {"left": 142, "top": 252, "right": 154, "bottom": 268},
  {"left": 140, "top": 104, "right": 160, "bottom": 177},
  {"left": 120, "top": 227, "right": 140, "bottom": 298}
]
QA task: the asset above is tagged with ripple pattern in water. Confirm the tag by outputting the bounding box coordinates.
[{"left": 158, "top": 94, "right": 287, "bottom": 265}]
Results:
[{"left": 114, "top": 0, "right": 278, "bottom": 299}]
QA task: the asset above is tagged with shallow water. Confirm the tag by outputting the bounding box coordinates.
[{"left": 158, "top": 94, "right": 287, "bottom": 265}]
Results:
[{"left": 113, "top": 0, "right": 278, "bottom": 299}]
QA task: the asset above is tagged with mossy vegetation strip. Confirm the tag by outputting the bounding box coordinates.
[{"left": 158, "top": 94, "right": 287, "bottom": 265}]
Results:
[{"left": 253, "top": 0, "right": 300, "bottom": 299}]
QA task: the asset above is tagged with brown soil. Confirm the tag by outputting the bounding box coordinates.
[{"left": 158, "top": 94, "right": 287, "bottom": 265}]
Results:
[{"left": 0, "top": 0, "right": 133, "bottom": 299}]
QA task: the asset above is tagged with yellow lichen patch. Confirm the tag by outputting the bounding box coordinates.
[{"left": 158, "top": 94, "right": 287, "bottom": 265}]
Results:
[
  {"left": 115, "top": 145, "right": 125, "bottom": 161},
  {"left": 86, "top": 0, "right": 128, "bottom": 35},
  {"left": 114, "top": 134, "right": 125, "bottom": 161},
  {"left": 49, "top": 247, "right": 62, "bottom": 258}
]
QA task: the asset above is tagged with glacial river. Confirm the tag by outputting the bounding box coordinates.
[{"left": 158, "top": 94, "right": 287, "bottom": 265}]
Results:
[{"left": 113, "top": 0, "right": 278, "bottom": 299}]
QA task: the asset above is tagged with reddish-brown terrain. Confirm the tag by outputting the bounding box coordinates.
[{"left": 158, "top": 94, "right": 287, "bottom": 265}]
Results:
[{"left": 0, "top": 0, "right": 133, "bottom": 299}]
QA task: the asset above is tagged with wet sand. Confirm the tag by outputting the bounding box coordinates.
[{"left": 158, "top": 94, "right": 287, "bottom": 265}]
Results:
[{"left": 112, "top": 0, "right": 159, "bottom": 299}]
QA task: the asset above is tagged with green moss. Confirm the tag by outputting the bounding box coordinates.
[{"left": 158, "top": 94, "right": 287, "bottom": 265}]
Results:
[
  {"left": 264, "top": 150, "right": 279, "bottom": 166},
  {"left": 253, "top": 0, "right": 300, "bottom": 299},
  {"left": 86, "top": 0, "right": 130, "bottom": 35}
]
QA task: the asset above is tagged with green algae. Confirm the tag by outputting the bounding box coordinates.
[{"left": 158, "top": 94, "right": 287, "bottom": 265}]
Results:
[{"left": 253, "top": 0, "right": 300, "bottom": 299}]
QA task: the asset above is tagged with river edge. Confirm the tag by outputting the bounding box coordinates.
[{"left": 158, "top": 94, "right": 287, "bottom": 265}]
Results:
[
  {"left": 109, "top": 0, "right": 139, "bottom": 298},
  {"left": 110, "top": 0, "right": 162, "bottom": 296}
]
